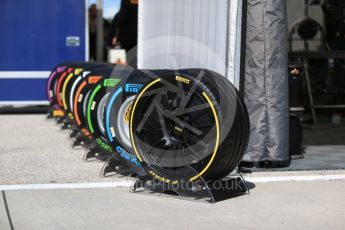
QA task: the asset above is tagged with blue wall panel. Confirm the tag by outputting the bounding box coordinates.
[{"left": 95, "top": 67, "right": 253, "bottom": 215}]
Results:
[
  {"left": 0, "top": 0, "right": 86, "bottom": 104},
  {"left": 0, "top": 0, "right": 86, "bottom": 71},
  {"left": 0, "top": 79, "right": 47, "bottom": 101}
]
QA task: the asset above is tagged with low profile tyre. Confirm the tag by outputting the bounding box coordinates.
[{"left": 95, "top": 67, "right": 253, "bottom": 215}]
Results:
[
  {"left": 63, "top": 63, "right": 114, "bottom": 118},
  {"left": 72, "top": 68, "right": 115, "bottom": 139},
  {"left": 187, "top": 69, "right": 250, "bottom": 179},
  {"left": 130, "top": 69, "right": 249, "bottom": 182},
  {"left": 86, "top": 75, "right": 123, "bottom": 157},
  {"left": 46, "top": 61, "right": 85, "bottom": 106},
  {"left": 108, "top": 69, "right": 170, "bottom": 154},
  {"left": 103, "top": 67, "right": 157, "bottom": 167}
]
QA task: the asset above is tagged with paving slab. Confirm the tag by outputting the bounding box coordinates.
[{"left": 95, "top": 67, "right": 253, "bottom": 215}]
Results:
[{"left": 3, "top": 181, "right": 345, "bottom": 230}]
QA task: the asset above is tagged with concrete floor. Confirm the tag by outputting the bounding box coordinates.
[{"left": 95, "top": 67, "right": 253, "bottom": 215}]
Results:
[
  {"left": 0, "top": 115, "right": 118, "bottom": 184},
  {"left": 1, "top": 114, "right": 345, "bottom": 229},
  {"left": 1, "top": 182, "right": 345, "bottom": 230}
]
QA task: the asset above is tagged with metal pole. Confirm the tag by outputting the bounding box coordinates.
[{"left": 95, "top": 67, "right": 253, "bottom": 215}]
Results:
[
  {"left": 96, "top": 0, "right": 104, "bottom": 61},
  {"left": 304, "top": 61, "right": 317, "bottom": 123},
  {"left": 305, "top": 0, "right": 309, "bottom": 17}
]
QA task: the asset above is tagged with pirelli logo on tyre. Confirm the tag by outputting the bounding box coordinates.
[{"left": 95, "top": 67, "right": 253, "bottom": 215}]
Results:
[
  {"left": 176, "top": 76, "right": 190, "bottom": 84},
  {"left": 74, "top": 68, "right": 83, "bottom": 75},
  {"left": 104, "top": 79, "right": 120, "bottom": 87},
  {"left": 125, "top": 83, "right": 143, "bottom": 93},
  {"left": 148, "top": 171, "right": 178, "bottom": 184},
  {"left": 88, "top": 76, "right": 102, "bottom": 84}
]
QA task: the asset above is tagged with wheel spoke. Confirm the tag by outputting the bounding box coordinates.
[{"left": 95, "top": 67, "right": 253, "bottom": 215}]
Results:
[
  {"left": 173, "top": 103, "right": 211, "bottom": 116},
  {"left": 161, "top": 91, "right": 173, "bottom": 110},
  {"left": 136, "top": 96, "right": 157, "bottom": 132},
  {"left": 187, "top": 134, "right": 209, "bottom": 149},
  {"left": 154, "top": 98, "right": 171, "bottom": 144},
  {"left": 185, "top": 142, "right": 203, "bottom": 162}
]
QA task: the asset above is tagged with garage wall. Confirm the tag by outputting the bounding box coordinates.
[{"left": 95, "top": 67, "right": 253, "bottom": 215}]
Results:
[{"left": 287, "top": 0, "right": 324, "bottom": 51}]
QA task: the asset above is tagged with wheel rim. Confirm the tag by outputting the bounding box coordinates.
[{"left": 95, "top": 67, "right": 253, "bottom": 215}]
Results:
[
  {"left": 130, "top": 77, "right": 220, "bottom": 181},
  {"left": 97, "top": 92, "right": 110, "bottom": 136},
  {"left": 117, "top": 95, "right": 136, "bottom": 150}
]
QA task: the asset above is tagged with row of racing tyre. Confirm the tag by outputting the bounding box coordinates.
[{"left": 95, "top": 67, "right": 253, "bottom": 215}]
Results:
[{"left": 46, "top": 61, "right": 249, "bottom": 183}]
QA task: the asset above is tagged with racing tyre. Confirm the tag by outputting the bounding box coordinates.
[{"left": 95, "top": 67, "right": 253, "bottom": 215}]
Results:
[{"left": 130, "top": 69, "right": 249, "bottom": 182}]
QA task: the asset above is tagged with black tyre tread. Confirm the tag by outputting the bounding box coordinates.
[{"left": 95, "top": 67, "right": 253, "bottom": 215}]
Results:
[
  {"left": 131, "top": 68, "right": 249, "bottom": 181},
  {"left": 175, "top": 69, "right": 249, "bottom": 180}
]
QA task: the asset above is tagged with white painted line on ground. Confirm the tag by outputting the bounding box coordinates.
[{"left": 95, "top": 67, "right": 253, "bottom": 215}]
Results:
[
  {"left": 0, "top": 101, "right": 50, "bottom": 106},
  {"left": 1, "top": 175, "right": 345, "bottom": 191},
  {"left": 0, "top": 71, "right": 50, "bottom": 78},
  {"left": 246, "top": 174, "right": 345, "bottom": 183},
  {"left": 0, "top": 182, "right": 133, "bottom": 191}
]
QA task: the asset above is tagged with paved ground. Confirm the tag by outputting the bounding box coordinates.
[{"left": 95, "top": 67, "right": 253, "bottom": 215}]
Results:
[
  {"left": 0, "top": 114, "right": 345, "bottom": 229},
  {"left": 249, "top": 145, "right": 345, "bottom": 171},
  {"left": 304, "top": 116, "right": 345, "bottom": 145},
  {"left": 1, "top": 182, "right": 344, "bottom": 230},
  {"left": 0, "top": 115, "right": 118, "bottom": 184},
  {"left": 1, "top": 115, "right": 345, "bottom": 185}
]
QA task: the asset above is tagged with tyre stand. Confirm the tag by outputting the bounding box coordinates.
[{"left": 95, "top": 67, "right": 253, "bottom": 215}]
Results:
[
  {"left": 71, "top": 133, "right": 93, "bottom": 149},
  {"left": 68, "top": 124, "right": 81, "bottom": 139},
  {"left": 82, "top": 147, "right": 99, "bottom": 161},
  {"left": 130, "top": 167, "right": 249, "bottom": 203},
  {"left": 61, "top": 121, "right": 73, "bottom": 130},
  {"left": 83, "top": 146, "right": 112, "bottom": 162},
  {"left": 100, "top": 154, "right": 146, "bottom": 177},
  {"left": 69, "top": 129, "right": 79, "bottom": 138},
  {"left": 47, "top": 106, "right": 63, "bottom": 119},
  {"left": 56, "top": 116, "right": 66, "bottom": 124},
  {"left": 46, "top": 106, "right": 54, "bottom": 119}
]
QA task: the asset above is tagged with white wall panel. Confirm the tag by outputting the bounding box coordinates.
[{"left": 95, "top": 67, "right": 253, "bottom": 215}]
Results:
[{"left": 138, "top": 0, "right": 244, "bottom": 88}]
